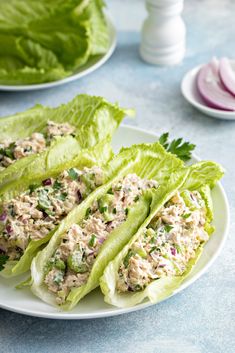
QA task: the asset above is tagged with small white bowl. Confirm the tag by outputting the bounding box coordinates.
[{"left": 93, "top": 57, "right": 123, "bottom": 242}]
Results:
[{"left": 181, "top": 63, "right": 235, "bottom": 120}]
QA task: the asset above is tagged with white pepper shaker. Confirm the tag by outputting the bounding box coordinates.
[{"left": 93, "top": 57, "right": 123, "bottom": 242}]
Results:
[{"left": 140, "top": 0, "right": 186, "bottom": 66}]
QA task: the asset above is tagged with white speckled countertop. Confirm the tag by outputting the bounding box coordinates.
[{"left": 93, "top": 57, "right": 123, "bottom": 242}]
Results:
[{"left": 0, "top": 1, "right": 234, "bottom": 352}]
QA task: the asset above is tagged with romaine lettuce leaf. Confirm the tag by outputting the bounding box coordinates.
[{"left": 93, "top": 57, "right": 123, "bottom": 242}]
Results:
[
  {"left": 30, "top": 141, "right": 188, "bottom": 309},
  {"left": 0, "top": 138, "right": 112, "bottom": 278},
  {"left": 100, "top": 161, "right": 223, "bottom": 308},
  {"left": 0, "top": 0, "right": 109, "bottom": 84},
  {"left": 0, "top": 94, "right": 131, "bottom": 190}
]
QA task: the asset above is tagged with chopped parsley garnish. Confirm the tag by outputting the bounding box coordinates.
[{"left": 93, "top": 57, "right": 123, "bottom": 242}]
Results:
[
  {"left": 164, "top": 224, "right": 174, "bottom": 233},
  {"left": 149, "top": 246, "right": 157, "bottom": 254},
  {"left": 115, "top": 186, "right": 122, "bottom": 191},
  {"left": 4, "top": 142, "right": 16, "bottom": 160},
  {"left": 85, "top": 207, "right": 91, "bottom": 218},
  {"left": 134, "top": 195, "right": 139, "bottom": 202},
  {"left": 123, "top": 250, "right": 135, "bottom": 268},
  {"left": 182, "top": 213, "right": 191, "bottom": 219},
  {"left": 125, "top": 208, "right": 129, "bottom": 216},
  {"left": 88, "top": 234, "right": 96, "bottom": 247},
  {"left": 68, "top": 168, "right": 78, "bottom": 180},
  {"left": 159, "top": 132, "right": 196, "bottom": 161},
  {"left": 53, "top": 180, "right": 62, "bottom": 190},
  {"left": 29, "top": 183, "right": 39, "bottom": 194},
  {"left": 107, "top": 188, "right": 114, "bottom": 195},
  {"left": 99, "top": 206, "right": 107, "bottom": 213},
  {"left": 112, "top": 207, "right": 117, "bottom": 214},
  {"left": 0, "top": 254, "right": 9, "bottom": 271},
  {"left": 58, "top": 192, "right": 68, "bottom": 201}
]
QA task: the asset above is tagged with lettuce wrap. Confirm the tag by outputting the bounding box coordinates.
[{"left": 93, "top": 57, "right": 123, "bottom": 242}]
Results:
[
  {"left": 0, "top": 94, "right": 132, "bottom": 192},
  {"left": 0, "top": 138, "right": 113, "bottom": 278},
  {"left": 0, "top": 0, "right": 110, "bottom": 84},
  {"left": 30, "top": 141, "right": 190, "bottom": 310},
  {"left": 100, "top": 161, "right": 224, "bottom": 308}
]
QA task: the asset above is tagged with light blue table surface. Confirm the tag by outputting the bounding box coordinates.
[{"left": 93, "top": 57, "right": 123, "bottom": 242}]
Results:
[{"left": 0, "top": 1, "right": 234, "bottom": 352}]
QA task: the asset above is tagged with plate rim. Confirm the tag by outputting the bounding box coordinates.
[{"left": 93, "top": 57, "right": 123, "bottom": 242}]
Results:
[
  {"left": 181, "top": 62, "right": 235, "bottom": 120},
  {"left": 0, "top": 14, "right": 116, "bottom": 92},
  {"left": 0, "top": 124, "right": 230, "bottom": 319}
]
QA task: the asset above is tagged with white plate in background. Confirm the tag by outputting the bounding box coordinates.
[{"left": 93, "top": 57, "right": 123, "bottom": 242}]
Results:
[{"left": 0, "top": 15, "right": 116, "bottom": 92}]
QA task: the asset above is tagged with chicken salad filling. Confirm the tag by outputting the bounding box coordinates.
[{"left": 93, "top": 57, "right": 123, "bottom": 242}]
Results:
[
  {"left": 0, "top": 121, "right": 75, "bottom": 171},
  {"left": 0, "top": 166, "right": 103, "bottom": 263},
  {"left": 44, "top": 173, "right": 158, "bottom": 304},
  {"left": 116, "top": 190, "right": 209, "bottom": 293}
]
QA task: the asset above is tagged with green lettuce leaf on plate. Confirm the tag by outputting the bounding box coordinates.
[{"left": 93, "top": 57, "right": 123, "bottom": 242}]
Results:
[
  {"left": 30, "top": 141, "right": 189, "bottom": 309},
  {"left": 0, "top": 94, "right": 132, "bottom": 193},
  {"left": 100, "top": 161, "right": 224, "bottom": 308},
  {"left": 0, "top": 0, "right": 109, "bottom": 84},
  {"left": 0, "top": 137, "right": 113, "bottom": 278}
]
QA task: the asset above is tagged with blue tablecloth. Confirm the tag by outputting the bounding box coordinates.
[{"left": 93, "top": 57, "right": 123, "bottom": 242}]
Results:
[{"left": 0, "top": 1, "right": 234, "bottom": 352}]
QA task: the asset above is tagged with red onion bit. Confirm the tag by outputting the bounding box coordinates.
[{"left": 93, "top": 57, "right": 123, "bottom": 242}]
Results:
[
  {"left": 171, "top": 247, "right": 176, "bottom": 256},
  {"left": 6, "top": 224, "right": 13, "bottom": 234},
  {"left": 0, "top": 212, "right": 7, "bottom": 222},
  {"left": 42, "top": 178, "right": 52, "bottom": 186},
  {"left": 98, "top": 237, "right": 105, "bottom": 244}
]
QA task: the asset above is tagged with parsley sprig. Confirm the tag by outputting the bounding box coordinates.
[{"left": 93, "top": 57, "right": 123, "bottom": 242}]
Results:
[{"left": 159, "top": 133, "right": 195, "bottom": 161}]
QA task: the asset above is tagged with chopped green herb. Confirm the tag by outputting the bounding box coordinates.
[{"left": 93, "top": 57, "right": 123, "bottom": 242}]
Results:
[
  {"left": 134, "top": 195, "right": 139, "bottom": 202},
  {"left": 134, "top": 284, "right": 142, "bottom": 291},
  {"left": 112, "top": 207, "right": 117, "bottom": 214},
  {"left": 164, "top": 224, "right": 174, "bottom": 233},
  {"left": 88, "top": 234, "right": 96, "bottom": 247},
  {"left": 159, "top": 132, "right": 196, "bottom": 161},
  {"left": 85, "top": 207, "right": 91, "bottom": 218},
  {"left": 53, "top": 271, "right": 64, "bottom": 285},
  {"left": 0, "top": 254, "right": 9, "bottom": 271},
  {"left": 58, "top": 192, "right": 68, "bottom": 201},
  {"left": 149, "top": 246, "right": 157, "bottom": 254},
  {"left": 29, "top": 183, "right": 39, "bottom": 194},
  {"left": 99, "top": 206, "right": 107, "bottom": 213},
  {"left": 123, "top": 250, "right": 135, "bottom": 268},
  {"left": 68, "top": 168, "right": 78, "bottom": 180},
  {"left": 54, "top": 259, "right": 66, "bottom": 270},
  {"left": 53, "top": 180, "right": 62, "bottom": 190},
  {"left": 115, "top": 186, "right": 122, "bottom": 191},
  {"left": 182, "top": 213, "right": 191, "bottom": 219},
  {"left": 4, "top": 142, "right": 16, "bottom": 159},
  {"left": 107, "top": 188, "right": 114, "bottom": 195},
  {"left": 125, "top": 208, "right": 129, "bottom": 216}
]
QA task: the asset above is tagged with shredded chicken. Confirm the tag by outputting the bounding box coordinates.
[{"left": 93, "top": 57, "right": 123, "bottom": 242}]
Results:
[
  {"left": 116, "top": 190, "right": 209, "bottom": 292},
  {"left": 0, "top": 121, "right": 75, "bottom": 170},
  {"left": 0, "top": 166, "right": 103, "bottom": 261},
  {"left": 44, "top": 173, "right": 158, "bottom": 304}
]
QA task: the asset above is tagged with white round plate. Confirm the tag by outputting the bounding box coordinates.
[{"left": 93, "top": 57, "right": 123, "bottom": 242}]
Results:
[
  {"left": 181, "top": 62, "right": 235, "bottom": 120},
  {"left": 0, "top": 15, "right": 116, "bottom": 92},
  {"left": 0, "top": 125, "right": 230, "bottom": 319}
]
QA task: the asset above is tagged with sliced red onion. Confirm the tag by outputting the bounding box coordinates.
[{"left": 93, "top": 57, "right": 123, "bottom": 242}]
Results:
[
  {"left": 6, "top": 224, "right": 13, "bottom": 234},
  {"left": 159, "top": 264, "right": 166, "bottom": 268},
  {"left": 77, "top": 190, "right": 82, "bottom": 202},
  {"left": 197, "top": 58, "right": 235, "bottom": 111},
  {"left": 171, "top": 247, "right": 176, "bottom": 256},
  {"left": 42, "top": 178, "right": 52, "bottom": 186},
  {"left": 0, "top": 212, "right": 7, "bottom": 222},
  {"left": 219, "top": 57, "right": 235, "bottom": 96},
  {"left": 98, "top": 237, "right": 105, "bottom": 244}
]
